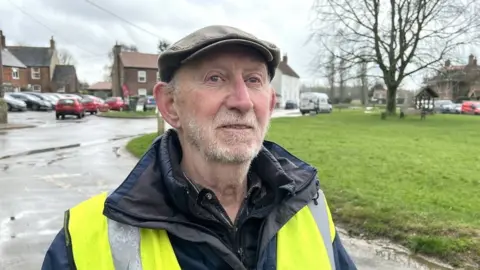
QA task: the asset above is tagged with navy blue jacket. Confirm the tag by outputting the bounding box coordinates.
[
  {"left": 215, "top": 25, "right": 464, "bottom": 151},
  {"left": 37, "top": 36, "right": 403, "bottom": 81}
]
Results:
[{"left": 42, "top": 131, "right": 357, "bottom": 270}]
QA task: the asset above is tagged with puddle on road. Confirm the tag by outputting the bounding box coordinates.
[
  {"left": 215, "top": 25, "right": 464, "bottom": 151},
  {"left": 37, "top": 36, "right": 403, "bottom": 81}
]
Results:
[{"left": 339, "top": 229, "right": 456, "bottom": 270}]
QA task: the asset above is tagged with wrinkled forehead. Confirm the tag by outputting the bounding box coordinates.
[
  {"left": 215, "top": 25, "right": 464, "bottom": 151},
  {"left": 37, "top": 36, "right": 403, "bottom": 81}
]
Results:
[{"left": 182, "top": 45, "right": 269, "bottom": 72}]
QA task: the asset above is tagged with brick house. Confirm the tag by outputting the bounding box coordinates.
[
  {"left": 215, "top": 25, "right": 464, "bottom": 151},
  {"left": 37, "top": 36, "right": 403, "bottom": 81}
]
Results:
[
  {"left": 426, "top": 54, "right": 480, "bottom": 100},
  {"left": 51, "top": 65, "right": 80, "bottom": 93},
  {"left": 368, "top": 82, "right": 412, "bottom": 104},
  {"left": 1, "top": 30, "right": 79, "bottom": 93},
  {"left": 1, "top": 48, "right": 27, "bottom": 92},
  {"left": 111, "top": 45, "right": 158, "bottom": 97},
  {"left": 87, "top": 81, "right": 112, "bottom": 99}
]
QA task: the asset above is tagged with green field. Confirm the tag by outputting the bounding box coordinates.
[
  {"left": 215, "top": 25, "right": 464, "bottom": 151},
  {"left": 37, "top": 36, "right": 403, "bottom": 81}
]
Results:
[
  {"left": 126, "top": 111, "right": 480, "bottom": 267},
  {"left": 99, "top": 110, "right": 156, "bottom": 118}
]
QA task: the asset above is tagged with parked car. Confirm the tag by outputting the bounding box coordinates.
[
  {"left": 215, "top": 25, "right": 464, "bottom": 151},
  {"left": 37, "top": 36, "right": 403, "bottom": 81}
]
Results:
[
  {"left": 42, "top": 93, "right": 61, "bottom": 103},
  {"left": 105, "top": 97, "right": 127, "bottom": 111},
  {"left": 50, "top": 93, "right": 67, "bottom": 100},
  {"left": 81, "top": 96, "right": 107, "bottom": 115},
  {"left": 3, "top": 94, "right": 27, "bottom": 111},
  {"left": 453, "top": 103, "right": 462, "bottom": 114},
  {"left": 299, "top": 92, "right": 332, "bottom": 114},
  {"left": 62, "top": 93, "right": 83, "bottom": 100},
  {"left": 8, "top": 92, "right": 51, "bottom": 111},
  {"left": 55, "top": 98, "right": 85, "bottom": 119},
  {"left": 285, "top": 100, "right": 298, "bottom": 109},
  {"left": 23, "top": 92, "right": 56, "bottom": 109},
  {"left": 138, "top": 96, "right": 156, "bottom": 111},
  {"left": 433, "top": 100, "right": 454, "bottom": 113},
  {"left": 461, "top": 101, "right": 480, "bottom": 115}
]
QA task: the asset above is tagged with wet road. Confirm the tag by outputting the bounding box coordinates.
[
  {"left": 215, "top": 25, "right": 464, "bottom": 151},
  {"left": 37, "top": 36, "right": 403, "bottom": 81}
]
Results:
[
  {"left": 0, "top": 111, "right": 452, "bottom": 270},
  {"left": 1, "top": 111, "right": 157, "bottom": 157},
  {"left": 0, "top": 140, "right": 137, "bottom": 269}
]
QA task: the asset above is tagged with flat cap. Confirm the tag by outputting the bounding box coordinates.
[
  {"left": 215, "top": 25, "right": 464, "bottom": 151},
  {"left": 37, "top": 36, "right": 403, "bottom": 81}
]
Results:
[{"left": 158, "top": 25, "right": 281, "bottom": 82}]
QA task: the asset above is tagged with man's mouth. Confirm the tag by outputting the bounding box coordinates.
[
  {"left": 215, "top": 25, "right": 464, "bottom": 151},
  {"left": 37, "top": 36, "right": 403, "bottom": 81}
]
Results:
[{"left": 219, "top": 124, "right": 253, "bottom": 129}]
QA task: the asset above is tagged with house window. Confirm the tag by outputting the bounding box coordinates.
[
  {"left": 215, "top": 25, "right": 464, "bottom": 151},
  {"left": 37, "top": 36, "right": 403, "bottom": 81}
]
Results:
[
  {"left": 138, "top": 71, "right": 146, "bottom": 83},
  {"left": 32, "top": 85, "right": 41, "bottom": 92},
  {"left": 156, "top": 71, "right": 160, "bottom": 81},
  {"left": 138, "top": 88, "right": 147, "bottom": 96},
  {"left": 32, "top": 68, "right": 41, "bottom": 79},
  {"left": 12, "top": 68, "right": 20, "bottom": 80}
]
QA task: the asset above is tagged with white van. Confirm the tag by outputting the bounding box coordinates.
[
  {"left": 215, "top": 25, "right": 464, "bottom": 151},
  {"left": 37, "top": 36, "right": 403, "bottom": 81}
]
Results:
[{"left": 299, "top": 92, "right": 332, "bottom": 115}]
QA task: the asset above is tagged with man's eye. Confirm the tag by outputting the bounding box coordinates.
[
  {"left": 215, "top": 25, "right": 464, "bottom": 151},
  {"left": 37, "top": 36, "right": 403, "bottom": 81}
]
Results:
[
  {"left": 246, "top": 77, "right": 261, "bottom": 83},
  {"left": 208, "top": 75, "right": 221, "bottom": 82}
]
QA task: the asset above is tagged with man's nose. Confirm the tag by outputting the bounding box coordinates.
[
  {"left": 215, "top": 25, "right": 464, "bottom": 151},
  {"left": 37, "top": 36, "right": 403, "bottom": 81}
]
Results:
[{"left": 224, "top": 77, "right": 254, "bottom": 113}]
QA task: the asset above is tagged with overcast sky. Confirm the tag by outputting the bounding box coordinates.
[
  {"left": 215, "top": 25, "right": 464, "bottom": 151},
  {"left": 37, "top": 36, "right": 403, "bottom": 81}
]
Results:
[
  {"left": 0, "top": 0, "right": 326, "bottom": 85},
  {"left": 1, "top": 0, "right": 460, "bottom": 90}
]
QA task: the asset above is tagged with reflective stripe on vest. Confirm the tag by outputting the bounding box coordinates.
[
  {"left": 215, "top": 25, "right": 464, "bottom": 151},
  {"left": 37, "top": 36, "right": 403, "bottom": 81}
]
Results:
[{"left": 67, "top": 190, "right": 336, "bottom": 270}]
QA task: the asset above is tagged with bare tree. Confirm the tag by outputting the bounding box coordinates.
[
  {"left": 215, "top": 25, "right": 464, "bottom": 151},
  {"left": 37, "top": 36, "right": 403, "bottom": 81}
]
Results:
[
  {"left": 158, "top": 39, "right": 171, "bottom": 53},
  {"left": 358, "top": 61, "right": 369, "bottom": 105},
  {"left": 338, "top": 57, "right": 348, "bottom": 101},
  {"left": 57, "top": 49, "right": 76, "bottom": 65},
  {"left": 310, "top": 0, "right": 480, "bottom": 114},
  {"left": 326, "top": 52, "right": 336, "bottom": 99}
]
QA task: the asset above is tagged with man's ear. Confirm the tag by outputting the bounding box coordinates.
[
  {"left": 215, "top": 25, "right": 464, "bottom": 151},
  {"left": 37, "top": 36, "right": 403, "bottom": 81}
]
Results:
[
  {"left": 269, "top": 87, "right": 277, "bottom": 115},
  {"left": 153, "top": 82, "right": 181, "bottom": 129}
]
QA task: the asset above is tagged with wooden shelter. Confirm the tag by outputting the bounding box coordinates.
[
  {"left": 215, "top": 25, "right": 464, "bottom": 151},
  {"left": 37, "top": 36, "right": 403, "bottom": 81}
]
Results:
[{"left": 415, "top": 86, "right": 439, "bottom": 111}]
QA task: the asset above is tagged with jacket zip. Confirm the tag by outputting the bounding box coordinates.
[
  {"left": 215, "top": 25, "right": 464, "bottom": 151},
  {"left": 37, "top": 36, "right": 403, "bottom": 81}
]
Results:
[
  {"left": 232, "top": 197, "right": 249, "bottom": 264},
  {"left": 184, "top": 171, "right": 250, "bottom": 263}
]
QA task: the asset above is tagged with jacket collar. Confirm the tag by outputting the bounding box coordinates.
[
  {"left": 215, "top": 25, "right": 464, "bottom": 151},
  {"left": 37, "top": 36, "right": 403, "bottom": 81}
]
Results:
[{"left": 104, "top": 129, "right": 317, "bottom": 225}]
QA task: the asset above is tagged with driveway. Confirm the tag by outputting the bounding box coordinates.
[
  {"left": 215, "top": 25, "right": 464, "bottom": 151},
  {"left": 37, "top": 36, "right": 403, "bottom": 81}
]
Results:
[{"left": 0, "top": 110, "right": 448, "bottom": 270}]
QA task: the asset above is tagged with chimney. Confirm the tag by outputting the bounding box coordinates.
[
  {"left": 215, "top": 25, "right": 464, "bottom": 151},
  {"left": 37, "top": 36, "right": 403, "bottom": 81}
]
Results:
[
  {"left": 113, "top": 43, "right": 122, "bottom": 57},
  {"left": 474, "top": 57, "right": 477, "bottom": 66},
  {"left": 50, "top": 36, "right": 55, "bottom": 50},
  {"left": 282, "top": 54, "right": 288, "bottom": 64},
  {"left": 0, "top": 30, "right": 5, "bottom": 48},
  {"left": 468, "top": 54, "right": 474, "bottom": 65},
  {"left": 445, "top": 59, "right": 451, "bottom": 67}
]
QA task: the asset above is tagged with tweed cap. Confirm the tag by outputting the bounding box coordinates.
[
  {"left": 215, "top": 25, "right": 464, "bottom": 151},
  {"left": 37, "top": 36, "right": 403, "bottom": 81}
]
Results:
[{"left": 158, "top": 25, "right": 281, "bottom": 82}]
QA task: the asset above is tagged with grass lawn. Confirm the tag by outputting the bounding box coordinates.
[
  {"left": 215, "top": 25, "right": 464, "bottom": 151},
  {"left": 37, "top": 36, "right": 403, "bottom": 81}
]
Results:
[
  {"left": 126, "top": 111, "right": 480, "bottom": 268},
  {"left": 126, "top": 133, "right": 159, "bottom": 157},
  {"left": 99, "top": 110, "right": 156, "bottom": 118}
]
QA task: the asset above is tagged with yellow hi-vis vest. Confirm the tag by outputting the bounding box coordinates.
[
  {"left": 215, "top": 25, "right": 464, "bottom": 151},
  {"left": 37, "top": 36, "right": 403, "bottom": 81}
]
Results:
[{"left": 65, "top": 191, "right": 337, "bottom": 270}]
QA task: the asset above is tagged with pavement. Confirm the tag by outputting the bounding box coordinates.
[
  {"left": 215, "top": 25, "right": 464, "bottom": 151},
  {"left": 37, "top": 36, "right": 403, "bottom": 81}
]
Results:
[
  {"left": 0, "top": 123, "right": 36, "bottom": 130},
  {"left": 0, "top": 110, "right": 451, "bottom": 270}
]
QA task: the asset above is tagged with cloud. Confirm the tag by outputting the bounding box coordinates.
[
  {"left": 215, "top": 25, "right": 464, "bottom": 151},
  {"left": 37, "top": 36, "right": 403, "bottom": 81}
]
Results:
[
  {"left": 1, "top": 0, "right": 438, "bottom": 90},
  {"left": 1, "top": 0, "right": 322, "bottom": 86}
]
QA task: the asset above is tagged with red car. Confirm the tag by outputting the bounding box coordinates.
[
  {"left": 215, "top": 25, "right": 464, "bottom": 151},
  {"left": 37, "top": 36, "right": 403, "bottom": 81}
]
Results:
[
  {"left": 55, "top": 98, "right": 85, "bottom": 119},
  {"left": 82, "top": 97, "right": 107, "bottom": 115},
  {"left": 106, "top": 97, "right": 127, "bottom": 111},
  {"left": 461, "top": 101, "right": 480, "bottom": 115}
]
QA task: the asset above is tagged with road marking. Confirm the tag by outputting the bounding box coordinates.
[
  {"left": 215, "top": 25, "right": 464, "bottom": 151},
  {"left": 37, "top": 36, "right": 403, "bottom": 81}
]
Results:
[
  {"left": 14, "top": 229, "right": 59, "bottom": 239},
  {"left": 0, "top": 211, "right": 27, "bottom": 243},
  {"left": 0, "top": 210, "right": 59, "bottom": 244},
  {"left": 0, "top": 217, "right": 11, "bottom": 243}
]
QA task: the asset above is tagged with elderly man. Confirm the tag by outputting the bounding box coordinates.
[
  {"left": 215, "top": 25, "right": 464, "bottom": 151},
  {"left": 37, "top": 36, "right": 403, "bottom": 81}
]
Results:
[{"left": 42, "top": 25, "right": 357, "bottom": 270}]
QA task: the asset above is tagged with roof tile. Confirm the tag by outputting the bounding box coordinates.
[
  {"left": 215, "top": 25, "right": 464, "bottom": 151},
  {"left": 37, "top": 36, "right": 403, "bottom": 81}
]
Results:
[
  {"left": 7, "top": 46, "right": 53, "bottom": 67},
  {"left": 1, "top": 49, "right": 26, "bottom": 68},
  {"left": 88, "top": 81, "right": 112, "bottom": 90},
  {"left": 120, "top": 51, "right": 157, "bottom": 69},
  {"left": 277, "top": 60, "right": 300, "bottom": 78}
]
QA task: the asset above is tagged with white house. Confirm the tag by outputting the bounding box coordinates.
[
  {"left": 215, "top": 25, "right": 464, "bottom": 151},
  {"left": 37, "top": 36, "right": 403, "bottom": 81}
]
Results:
[{"left": 271, "top": 54, "right": 301, "bottom": 108}]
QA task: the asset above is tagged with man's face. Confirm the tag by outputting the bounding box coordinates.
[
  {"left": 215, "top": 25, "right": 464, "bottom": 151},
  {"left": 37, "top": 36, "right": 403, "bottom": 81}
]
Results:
[{"left": 173, "top": 46, "right": 275, "bottom": 164}]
